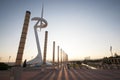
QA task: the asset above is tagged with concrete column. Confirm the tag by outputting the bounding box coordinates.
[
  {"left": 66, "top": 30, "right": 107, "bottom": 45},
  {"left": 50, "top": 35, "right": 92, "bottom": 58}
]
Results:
[
  {"left": 57, "top": 46, "right": 59, "bottom": 68},
  {"left": 61, "top": 49, "right": 62, "bottom": 67},
  {"left": 43, "top": 31, "right": 48, "bottom": 64},
  {"left": 53, "top": 41, "right": 55, "bottom": 65},
  {"left": 15, "top": 11, "right": 31, "bottom": 66}
]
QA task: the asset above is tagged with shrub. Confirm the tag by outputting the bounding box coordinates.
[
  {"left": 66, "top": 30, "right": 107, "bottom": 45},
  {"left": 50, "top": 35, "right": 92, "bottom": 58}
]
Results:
[{"left": 0, "top": 62, "right": 10, "bottom": 70}]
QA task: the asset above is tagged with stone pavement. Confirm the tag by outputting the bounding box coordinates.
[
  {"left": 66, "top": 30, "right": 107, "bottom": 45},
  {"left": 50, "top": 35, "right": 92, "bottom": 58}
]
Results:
[{"left": 0, "top": 67, "right": 120, "bottom": 80}]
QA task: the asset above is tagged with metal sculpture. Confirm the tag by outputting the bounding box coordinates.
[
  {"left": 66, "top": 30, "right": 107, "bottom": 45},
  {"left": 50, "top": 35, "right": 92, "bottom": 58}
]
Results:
[{"left": 27, "top": 4, "right": 48, "bottom": 66}]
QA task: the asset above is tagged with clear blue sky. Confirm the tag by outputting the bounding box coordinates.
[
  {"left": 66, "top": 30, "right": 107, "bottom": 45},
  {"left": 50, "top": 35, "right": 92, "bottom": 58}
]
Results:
[{"left": 0, "top": 0, "right": 120, "bottom": 62}]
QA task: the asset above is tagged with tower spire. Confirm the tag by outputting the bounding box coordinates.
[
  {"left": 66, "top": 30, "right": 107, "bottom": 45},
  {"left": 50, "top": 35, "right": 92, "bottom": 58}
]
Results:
[{"left": 40, "top": 3, "right": 44, "bottom": 31}]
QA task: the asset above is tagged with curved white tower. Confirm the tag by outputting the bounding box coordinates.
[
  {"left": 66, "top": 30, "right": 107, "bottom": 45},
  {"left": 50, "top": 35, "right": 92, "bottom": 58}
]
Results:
[{"left": 27, "top": 5, "right": 48, "bottom": 66}]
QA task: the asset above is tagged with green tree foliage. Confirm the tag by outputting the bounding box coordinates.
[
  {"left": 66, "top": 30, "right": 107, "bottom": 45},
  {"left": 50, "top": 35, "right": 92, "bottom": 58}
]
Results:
[{"left": 0, "top": 62, "right": 10, "bottom": 70}]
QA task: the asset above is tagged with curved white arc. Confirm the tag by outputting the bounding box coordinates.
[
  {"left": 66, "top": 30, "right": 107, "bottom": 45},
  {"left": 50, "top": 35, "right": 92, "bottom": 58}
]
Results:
[
  {"left": 40, "top": 19, "right": 48, "bottom": 28},
  {"left": 31, "top": 17, "right": 48, "bottom": 29}
]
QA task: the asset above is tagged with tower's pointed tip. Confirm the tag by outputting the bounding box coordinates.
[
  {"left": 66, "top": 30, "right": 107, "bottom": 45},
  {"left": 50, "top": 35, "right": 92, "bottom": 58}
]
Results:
[{"left": 41, "top": 3, "right": 44, "bottom": 18}]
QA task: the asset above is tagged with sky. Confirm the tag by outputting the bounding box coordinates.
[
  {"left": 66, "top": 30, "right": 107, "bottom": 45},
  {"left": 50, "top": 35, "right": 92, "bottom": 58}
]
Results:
[{"left": 0, "top": 0, "right": 120, "bottom": 62}]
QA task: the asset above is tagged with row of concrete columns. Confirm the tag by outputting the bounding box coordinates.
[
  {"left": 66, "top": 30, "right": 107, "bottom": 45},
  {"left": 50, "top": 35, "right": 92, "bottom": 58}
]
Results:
[
  {"left": 38, "top": 32, "right": 69, "bottom": 68},
  {"left": 52, "top": 41, "right": 68, "bottom": 68}
]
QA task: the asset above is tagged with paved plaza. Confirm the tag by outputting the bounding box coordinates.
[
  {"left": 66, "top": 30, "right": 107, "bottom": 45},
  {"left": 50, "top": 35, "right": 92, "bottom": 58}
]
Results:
[{"left": 0, "top": 66, "right": 120, "bottom": 80}]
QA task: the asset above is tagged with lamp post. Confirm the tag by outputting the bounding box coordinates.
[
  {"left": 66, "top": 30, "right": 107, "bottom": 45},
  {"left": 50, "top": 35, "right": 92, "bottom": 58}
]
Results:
[
  {"left": 110, "top": 46, "right": 113, "bottom": 57},
  {"left": 8, "top": 56, "right": 11, "bottom": 64}
]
